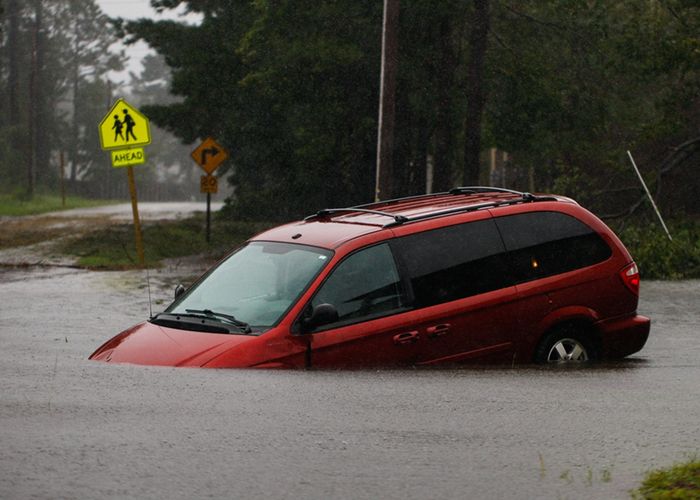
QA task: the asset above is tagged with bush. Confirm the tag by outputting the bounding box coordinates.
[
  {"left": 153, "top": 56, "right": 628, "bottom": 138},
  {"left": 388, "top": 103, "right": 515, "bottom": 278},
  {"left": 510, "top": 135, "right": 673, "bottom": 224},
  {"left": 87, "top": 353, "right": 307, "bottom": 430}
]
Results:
[
  {"left": 614, "top": 219, "right": 700, "bottom": 280},
  {"left": 632, "top": 459, "right": 700, "bottom": 499}
]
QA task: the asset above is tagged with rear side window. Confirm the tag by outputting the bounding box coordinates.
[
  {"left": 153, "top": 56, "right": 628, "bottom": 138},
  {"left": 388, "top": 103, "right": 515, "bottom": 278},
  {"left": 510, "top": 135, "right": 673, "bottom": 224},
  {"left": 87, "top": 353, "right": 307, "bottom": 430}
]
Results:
[
  {"left": 495, "top": 211, "right": 612, "bottom": 283},
  {"left": 393, "top": 219, "right": 512, "bottom": 308}
]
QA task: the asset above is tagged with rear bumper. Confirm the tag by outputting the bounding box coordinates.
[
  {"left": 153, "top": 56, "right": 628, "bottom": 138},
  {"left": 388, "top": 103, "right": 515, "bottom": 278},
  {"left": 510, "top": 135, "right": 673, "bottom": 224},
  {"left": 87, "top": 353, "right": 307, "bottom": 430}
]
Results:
[{"left": 597, "top": 314, "right": 650, "bottom": 358}]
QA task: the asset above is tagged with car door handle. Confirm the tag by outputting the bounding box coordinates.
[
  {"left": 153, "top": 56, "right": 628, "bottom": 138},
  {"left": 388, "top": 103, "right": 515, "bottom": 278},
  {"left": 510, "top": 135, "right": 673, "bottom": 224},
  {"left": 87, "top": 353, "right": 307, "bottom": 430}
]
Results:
[
  {"left": 426, "top": 323, "right": 451, "bottom": 338},
  {"left": 393, "top": 331, "right": 419, "bottom": 345}
]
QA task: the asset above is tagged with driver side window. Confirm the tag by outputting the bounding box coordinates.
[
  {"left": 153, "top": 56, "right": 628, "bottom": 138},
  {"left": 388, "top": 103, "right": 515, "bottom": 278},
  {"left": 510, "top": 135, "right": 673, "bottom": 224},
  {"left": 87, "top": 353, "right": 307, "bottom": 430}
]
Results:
[{"left": 311, "top": 243, "right": 405, "bottom": 328}]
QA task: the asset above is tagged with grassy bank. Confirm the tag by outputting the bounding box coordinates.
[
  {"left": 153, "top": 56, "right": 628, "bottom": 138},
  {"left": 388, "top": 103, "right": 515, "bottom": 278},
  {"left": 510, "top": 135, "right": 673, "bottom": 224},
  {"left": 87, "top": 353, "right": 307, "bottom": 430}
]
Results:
[
  {"left": 632, "top": 458, "right": 700, "bottom": 499},
  {"left": 0, "top": 193, "right": 117, "bottom": 216},
  {"left": 60, "top": 216, "right": 272, "bottom": 269}
]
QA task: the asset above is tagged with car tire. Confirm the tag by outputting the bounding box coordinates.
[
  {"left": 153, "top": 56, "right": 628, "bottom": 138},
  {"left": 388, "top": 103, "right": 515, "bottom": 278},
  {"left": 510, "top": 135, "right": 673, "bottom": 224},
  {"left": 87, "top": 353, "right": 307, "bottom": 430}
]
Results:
[{"left": 534, "top": 325, "right": 597, "bottom": 364}]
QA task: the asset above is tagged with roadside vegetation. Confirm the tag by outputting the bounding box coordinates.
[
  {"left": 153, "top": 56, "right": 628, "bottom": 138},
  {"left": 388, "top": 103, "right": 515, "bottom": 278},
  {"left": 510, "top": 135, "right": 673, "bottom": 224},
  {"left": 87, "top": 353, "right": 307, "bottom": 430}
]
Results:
[
  {"left": 0, "top": 193, "right": 116, "bottom": 217},
  {"left": 59, "top": 216, "right": 271, "bottom": 269},
  {"left": 615, "top": 219, "right": 700, "bottom": 280},
  {"left": 632, "top": 458, "right": 700, "bottom": 499},
  {"left": 55, "top": 212, "right": 700, "bottom": 277}
]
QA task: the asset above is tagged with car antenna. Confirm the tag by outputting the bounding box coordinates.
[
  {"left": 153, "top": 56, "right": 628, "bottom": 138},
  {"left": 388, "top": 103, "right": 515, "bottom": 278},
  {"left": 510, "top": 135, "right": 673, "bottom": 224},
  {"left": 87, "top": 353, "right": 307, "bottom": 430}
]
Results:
[{"left": 146, "top": 266, "right": 153, "bottom": 319}]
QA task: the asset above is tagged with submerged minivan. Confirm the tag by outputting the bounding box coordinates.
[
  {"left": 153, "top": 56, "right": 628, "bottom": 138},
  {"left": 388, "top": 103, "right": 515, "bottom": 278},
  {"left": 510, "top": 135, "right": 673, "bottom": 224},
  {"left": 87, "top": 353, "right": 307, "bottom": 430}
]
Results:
[{"left": 90, "top": 187, "right": 650, "bottom": 368}]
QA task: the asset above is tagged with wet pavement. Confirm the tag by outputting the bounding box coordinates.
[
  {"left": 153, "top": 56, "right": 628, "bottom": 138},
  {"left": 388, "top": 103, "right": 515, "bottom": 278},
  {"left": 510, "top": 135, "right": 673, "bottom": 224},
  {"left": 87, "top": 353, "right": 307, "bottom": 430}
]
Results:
[
  {"left": 39, "top": 201, "right": 225, "bottom": 222},
  {"left": 0, "top": 264, "right": 698, "bottom": 499}
]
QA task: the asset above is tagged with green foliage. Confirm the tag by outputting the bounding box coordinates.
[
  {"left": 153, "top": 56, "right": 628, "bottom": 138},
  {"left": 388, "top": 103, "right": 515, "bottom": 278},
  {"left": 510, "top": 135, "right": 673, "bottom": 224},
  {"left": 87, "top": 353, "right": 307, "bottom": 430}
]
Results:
[
  {"left": 632, "top": 459, "right": 700, "bottom": 499},
  {"left": 118, "top": 1, "right": 699, "bottom": 220},
  {"left": 0, "top": 193, "right": 115, "bottom": 216},
  {"left": 486, "top": 1, "right": 699, "bottom": 211},
  {"left": 614, "top": 219, "right": 700, "bottom": 279}
]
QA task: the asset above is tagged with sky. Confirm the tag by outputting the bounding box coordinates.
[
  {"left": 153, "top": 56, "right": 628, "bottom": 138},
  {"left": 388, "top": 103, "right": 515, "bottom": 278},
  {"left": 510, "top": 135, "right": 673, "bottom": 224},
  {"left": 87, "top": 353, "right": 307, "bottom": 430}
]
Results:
[{"left": 95, "top": 0, "right": 201, "bottom": 83}]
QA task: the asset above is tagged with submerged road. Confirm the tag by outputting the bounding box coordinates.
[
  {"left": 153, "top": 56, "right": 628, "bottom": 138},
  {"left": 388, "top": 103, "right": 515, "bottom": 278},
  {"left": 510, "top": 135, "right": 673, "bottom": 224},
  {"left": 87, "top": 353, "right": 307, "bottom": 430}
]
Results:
[{"left": 0, "top": 265, "right": 698, "bottom": 499}]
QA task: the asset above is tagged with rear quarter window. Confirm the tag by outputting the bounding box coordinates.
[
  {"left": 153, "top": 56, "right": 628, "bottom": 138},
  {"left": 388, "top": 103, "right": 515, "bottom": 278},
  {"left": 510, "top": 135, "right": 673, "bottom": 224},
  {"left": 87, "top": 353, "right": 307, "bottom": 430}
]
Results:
[
  {"left": 393, "top": 219, "right": 512, "bottom": 308},
  {"left": 494, "top": 211, "right": 612, "bottom": 283}
]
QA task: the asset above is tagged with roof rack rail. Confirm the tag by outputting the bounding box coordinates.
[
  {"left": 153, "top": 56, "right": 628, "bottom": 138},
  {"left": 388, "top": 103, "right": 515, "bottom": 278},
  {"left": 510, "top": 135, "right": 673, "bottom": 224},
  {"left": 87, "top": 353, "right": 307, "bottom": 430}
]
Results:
[
  {"left": 381, "top": 199, "right": 526, "bottom": 227},
  {"left": 304, "top": 187, "right": 559, "bottom": 228},
  {"left": 304, "top": 207, "right": 409, "bottom": 224},
  {"left": 449, "top": 186, "right": 536, "bottom": 201}
]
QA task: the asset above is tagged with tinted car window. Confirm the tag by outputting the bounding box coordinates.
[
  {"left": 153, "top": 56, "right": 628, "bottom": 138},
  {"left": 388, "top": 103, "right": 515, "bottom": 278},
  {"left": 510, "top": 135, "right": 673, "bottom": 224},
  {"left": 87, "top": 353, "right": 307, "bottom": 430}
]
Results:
[
  {"left": 312, "top": 243, "right": 405, "bottom": 327},
  {"left": 495, "top": 211, "right": 612, "bottom": 283},
  {"left": 393, "top": 219, "right": 512, "bottom": 308}
]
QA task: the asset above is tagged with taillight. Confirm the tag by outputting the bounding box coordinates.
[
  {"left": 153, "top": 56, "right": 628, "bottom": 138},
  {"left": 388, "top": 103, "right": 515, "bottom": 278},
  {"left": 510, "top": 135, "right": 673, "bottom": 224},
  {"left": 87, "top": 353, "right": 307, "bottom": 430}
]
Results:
[{"left": 620, "top": 262, "right": 641, "bottom": 295}]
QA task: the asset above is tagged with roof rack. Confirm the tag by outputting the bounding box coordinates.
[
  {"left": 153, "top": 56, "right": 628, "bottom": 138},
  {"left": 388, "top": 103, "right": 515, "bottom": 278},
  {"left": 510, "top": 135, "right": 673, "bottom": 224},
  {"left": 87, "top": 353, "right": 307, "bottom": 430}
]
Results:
[
  {"left": 304, "top": 186, "right": 558, "bottom": 228},
  {"left": 448, "top": 186, "right": 536, "bottom": 201},
  {"left": 304, "top": 207, "right": 409, "bottom": 224}
]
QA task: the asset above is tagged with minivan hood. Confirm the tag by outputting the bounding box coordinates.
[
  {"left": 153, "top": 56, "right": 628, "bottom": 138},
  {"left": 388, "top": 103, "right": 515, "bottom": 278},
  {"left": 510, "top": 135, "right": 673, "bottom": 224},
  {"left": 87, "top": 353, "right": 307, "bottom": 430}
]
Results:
[{"left": 89, "top": 321, "right": 253, "bottom": 367}]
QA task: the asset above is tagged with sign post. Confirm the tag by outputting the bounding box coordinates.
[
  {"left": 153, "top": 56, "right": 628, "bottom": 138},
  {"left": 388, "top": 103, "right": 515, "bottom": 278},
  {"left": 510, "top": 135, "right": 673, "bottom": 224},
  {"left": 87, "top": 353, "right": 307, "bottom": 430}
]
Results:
[
  {"left": 98, "top": 98, "right": 152, "bottom": 265},
  {"left": 191, "top": 137, "right": 228, "bottom": 243}
]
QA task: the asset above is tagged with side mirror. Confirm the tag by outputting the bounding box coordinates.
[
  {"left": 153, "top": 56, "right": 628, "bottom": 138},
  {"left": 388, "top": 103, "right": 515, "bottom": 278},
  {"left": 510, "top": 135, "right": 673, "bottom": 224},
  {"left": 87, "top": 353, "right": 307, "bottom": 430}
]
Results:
[
  {"left": 174, "top": 284, "right": 186, "bottom": 300},
  {"left": 301, "top": 303, "right": 339, "bottom": 333}
]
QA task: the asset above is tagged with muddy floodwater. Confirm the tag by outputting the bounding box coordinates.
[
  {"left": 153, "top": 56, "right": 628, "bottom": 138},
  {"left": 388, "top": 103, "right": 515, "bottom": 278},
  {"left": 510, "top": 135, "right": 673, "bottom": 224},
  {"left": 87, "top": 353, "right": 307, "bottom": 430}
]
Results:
[{"left": 1, "top": 265, "right": 698, "bottom": 499}]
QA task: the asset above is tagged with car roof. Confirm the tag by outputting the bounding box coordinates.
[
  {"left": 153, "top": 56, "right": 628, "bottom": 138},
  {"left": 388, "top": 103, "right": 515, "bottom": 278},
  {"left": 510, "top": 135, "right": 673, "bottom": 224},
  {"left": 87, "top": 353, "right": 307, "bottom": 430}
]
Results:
[{"left": 252, "top": 187, "right": 574, "bottom": 249}]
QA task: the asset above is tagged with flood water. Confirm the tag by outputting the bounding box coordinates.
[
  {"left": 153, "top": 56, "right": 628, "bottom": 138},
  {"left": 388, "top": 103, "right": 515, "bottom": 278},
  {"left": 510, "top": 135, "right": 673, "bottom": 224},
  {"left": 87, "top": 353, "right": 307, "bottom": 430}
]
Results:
[{"left": 1, "top": 265, "right": 698, "bottom": 499}]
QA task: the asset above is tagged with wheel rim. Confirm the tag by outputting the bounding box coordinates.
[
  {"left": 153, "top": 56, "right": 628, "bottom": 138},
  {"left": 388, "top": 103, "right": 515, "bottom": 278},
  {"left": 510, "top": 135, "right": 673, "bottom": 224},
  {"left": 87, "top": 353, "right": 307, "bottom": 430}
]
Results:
[{"left": 546, "top": 338, "right": 589, "bottom": 363}]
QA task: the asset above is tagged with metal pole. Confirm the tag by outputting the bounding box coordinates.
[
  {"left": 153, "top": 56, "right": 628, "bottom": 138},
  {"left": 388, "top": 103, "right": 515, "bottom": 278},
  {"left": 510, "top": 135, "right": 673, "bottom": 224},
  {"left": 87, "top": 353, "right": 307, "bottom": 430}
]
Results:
[
  {"left": 627, "top": 150, "right": 672, "bottom": 241},
  {"left": 374, "top": 0, "right": 399, "bottom": 202},
  {"left": 206, "top": 192, "right": 211, "bottom": 243},
  {"left": 60, "top": 151, "right": 66, "bottom": 207},
  {"left": 126, "top": 166, "right": 146, "bottom": 265}
]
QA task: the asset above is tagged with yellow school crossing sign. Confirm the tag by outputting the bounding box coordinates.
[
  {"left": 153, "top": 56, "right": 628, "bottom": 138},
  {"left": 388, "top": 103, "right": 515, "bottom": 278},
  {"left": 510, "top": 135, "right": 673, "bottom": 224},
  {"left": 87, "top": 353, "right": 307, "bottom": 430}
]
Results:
[
  {"left": 98, "top": 98, "right": 151, "bottom": 151},
  {"left": 97, "top": 97, "right": 151, "bottom": 266}
]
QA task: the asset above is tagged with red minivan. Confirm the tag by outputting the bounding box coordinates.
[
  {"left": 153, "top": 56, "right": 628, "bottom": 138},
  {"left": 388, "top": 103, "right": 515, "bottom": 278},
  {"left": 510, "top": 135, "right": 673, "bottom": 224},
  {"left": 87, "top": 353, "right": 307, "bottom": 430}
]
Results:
[{"left": 90, "top": 187, "right": 650, "bottom": 368}]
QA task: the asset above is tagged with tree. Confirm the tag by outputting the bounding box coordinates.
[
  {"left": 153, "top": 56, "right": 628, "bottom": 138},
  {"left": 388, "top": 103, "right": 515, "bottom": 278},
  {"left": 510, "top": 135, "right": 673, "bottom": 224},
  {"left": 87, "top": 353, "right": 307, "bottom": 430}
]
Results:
[
  {"left": 463, "top": 0, "right": 489, "bottom": 186},
  {"left": 484, "top": 1, "right": 699, "bottom": 216},
  {"left": 63, "top": 0, "right": 124, "bottom": 182},
  {"left": 123, "top": 0, "right": 382, "bottom": 219},
  {"left": 0, "top": 0, "right": 124, "bottom": 194},
  {"left": 128, "top": 53, "right": 200, "bottom": 199},
  {"left": 117, "top": 0, "right": 700, "bottom": 220}
]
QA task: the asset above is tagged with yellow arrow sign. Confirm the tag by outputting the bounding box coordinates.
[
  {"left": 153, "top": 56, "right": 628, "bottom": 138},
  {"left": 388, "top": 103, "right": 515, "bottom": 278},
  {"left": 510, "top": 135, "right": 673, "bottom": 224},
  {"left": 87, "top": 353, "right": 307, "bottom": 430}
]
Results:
[
  {"left": 99, "top": 98, "right": 151, "bottom": 150},
  {"left": 191, "top": 137, "right": 229, "bottom": 174}
]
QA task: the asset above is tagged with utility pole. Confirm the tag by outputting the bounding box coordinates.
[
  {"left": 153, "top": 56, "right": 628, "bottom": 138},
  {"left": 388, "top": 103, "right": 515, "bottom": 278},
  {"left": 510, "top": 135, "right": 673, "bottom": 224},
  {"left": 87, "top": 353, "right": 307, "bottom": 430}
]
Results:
[
  {"left": 27, "top": 2, "right": 41, "bottom": 199},
  {"left": 374, "top": 0, "right": 399, "bottom": 202},
  {"left": 463, "top": 0, "right": 490, "bottom": 186}
]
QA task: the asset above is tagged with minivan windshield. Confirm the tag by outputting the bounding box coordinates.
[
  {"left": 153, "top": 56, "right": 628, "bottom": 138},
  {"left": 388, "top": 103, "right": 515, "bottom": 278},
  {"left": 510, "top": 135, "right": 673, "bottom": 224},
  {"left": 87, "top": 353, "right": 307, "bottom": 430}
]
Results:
[{"left": 166, "top": 242, "right": 332, "bottom": 331}]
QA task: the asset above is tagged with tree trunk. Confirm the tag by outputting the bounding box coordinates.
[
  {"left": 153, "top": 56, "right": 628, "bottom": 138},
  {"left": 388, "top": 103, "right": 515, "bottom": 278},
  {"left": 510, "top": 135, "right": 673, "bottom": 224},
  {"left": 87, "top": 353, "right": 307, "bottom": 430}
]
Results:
[
  {"left": 70, "top": 30, "right": 80, "bottom": 182},
  {"left": 27, "top": 3, "right": 40, "bottom": 198},
  {"left": 375, "top": 0, "right": 400, "bottom": 201},
  {"left": 463, "top": 0, "right": 490, "bottom": 186},
  {"left": 7, "top": 0, "right": 20, "bottom": 126},
  {"left": 433, "top": 14, "right": 458, "bottom": 192},
  {"left": 34, "top": 0, "right": 50, "bottom": 187}
]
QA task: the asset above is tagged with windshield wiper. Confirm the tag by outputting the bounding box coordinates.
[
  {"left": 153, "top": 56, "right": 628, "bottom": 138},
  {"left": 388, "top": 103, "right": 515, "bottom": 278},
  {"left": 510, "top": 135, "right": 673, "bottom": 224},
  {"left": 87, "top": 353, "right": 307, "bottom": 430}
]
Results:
[{"left": 184, "top": 309, "right": 252, "bottom": 333}]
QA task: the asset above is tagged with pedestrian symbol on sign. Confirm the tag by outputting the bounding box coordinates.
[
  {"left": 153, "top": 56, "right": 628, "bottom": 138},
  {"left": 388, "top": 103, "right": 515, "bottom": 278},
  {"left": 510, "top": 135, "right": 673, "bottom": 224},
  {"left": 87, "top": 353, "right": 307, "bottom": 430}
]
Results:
[
  {"left": 98, "top": 98, "right": 151, "bottom": 150},
  {"left": 123, "top": 109, "right": 137, "bottom": 142},
  {"left": 112, "top": 115, "right": 124, "bottom": 142}
]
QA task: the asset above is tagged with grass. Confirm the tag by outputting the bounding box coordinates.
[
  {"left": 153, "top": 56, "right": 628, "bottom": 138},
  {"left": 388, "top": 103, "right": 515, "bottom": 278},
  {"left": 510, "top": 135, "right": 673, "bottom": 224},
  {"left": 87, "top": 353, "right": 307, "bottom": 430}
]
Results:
[
  {"left": 0, "top": 193, "right": 118, "bottom": 216},
  {"left": 632, "top": 459, "right": 700, "bottom": 499},
  {"left": 60, "top": 216, "right": 272, "bottom": 269}
]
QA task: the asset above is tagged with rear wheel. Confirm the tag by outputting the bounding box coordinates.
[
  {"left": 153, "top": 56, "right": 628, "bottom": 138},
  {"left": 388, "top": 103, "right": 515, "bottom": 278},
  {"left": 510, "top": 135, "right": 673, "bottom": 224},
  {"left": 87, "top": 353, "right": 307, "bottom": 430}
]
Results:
[{"left": 535, "top": 326, "right": 597, "bottom": 364}]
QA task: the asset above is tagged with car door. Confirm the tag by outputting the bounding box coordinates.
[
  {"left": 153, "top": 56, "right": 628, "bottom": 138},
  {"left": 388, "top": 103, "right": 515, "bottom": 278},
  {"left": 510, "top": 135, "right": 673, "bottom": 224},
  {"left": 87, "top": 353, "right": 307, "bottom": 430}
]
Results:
[
  {"left": 390, "top": 216, "right": 520, "bottom": 365},
  {"left": 303, "top": 242, "right": 425, "bottom": 368}
]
